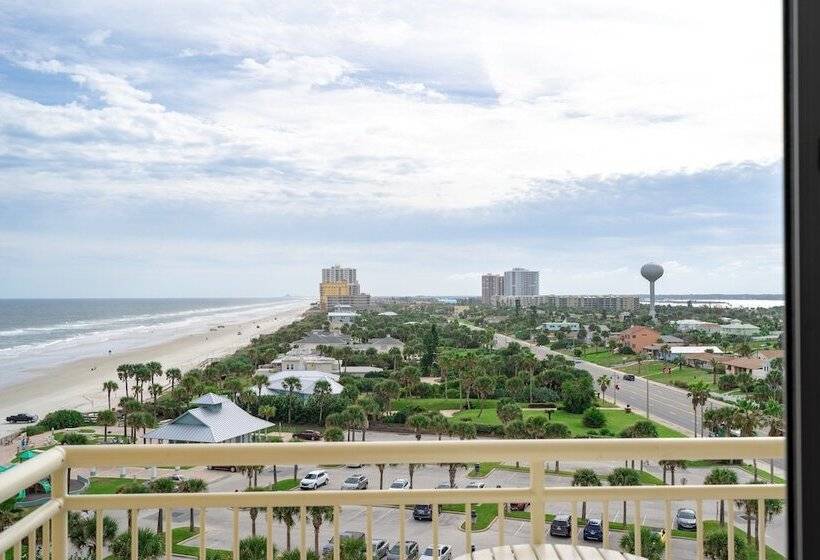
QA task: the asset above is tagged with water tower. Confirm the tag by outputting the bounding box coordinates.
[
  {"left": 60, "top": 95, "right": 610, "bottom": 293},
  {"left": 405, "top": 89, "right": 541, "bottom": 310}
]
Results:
[{"left": 641, "top": 263, "right": 664, "bottom": 321}]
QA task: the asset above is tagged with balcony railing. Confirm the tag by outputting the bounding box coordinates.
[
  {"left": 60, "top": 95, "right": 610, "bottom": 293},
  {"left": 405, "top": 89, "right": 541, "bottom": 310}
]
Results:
[{"left": 0, "top": 437, "right": 785, "bottom": 560}]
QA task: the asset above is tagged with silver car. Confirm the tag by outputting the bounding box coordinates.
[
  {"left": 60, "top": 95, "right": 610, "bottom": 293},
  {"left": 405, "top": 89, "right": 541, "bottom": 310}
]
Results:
[
  {"left": 372, "top": 539, "right": 389, "bottom": 560},
  {"left": 341, "top": 474, "right": 369, "bottom": 490},
  {"left": 389, "top": 478, "right": 411, "bottom": 490},
  {"left": 420, "top": 545, "right": 451, "bottom": 560},
  {"left": 675, "top": 508, "right": 697, "bottom": 531},
  {"left": 387, "top": 541, "right": 419, "bottom": 560}
]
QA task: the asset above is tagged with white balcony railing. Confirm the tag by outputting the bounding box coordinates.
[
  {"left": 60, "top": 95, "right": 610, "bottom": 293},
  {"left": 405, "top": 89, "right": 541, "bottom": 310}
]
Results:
[{"left": 0, "top": 437, "right": 785, "bottom": 560}]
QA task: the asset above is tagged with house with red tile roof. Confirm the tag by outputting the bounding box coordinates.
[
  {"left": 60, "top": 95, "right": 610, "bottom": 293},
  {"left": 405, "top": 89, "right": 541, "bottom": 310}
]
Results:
[{"left": 615, "top": 325, "right": 661, "bottom": 353}]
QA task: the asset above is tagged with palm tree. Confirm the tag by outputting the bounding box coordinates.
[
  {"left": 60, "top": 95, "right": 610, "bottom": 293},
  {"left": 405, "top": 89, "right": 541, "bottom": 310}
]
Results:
[
  {"left": 733, "top": 399, "right": 764, "bottom": 480},
  {"left": 426, "top": 412, "right": 450, "bottom": 440},
  {"left": 98, "top": 409, "right": 117, "bottom": 443},
  {"left": 406, "top": 413, "right": 429, "bottom": 441},
  {"left": 345, "top": 405, "right": 368, "bottom": 441},
  {"left": 373, "top": 379, "right": 400, "bottom": 416},
  {"left": 308, "top": 506, "right": 334, "bottom": 554},
  {"left": 658, "top": 460, "right": 686, "bottom": 485},
  {"left": 686, "top": 380, "right": 711, "bottom": 436},
  {"left": 252, "top": 373, "right": 269, "bottom": 397},
  {"left": 149, "top": 383, "right": 163, "bottom": 403},
  {"left": 323, "top": 427, "right": 344, "bottom": 442},
  {"left": 709, "top": 358, "right": 724, "bottom": 385},
  {"left": 240, "top": 465, "right": 264, "bottom": 488},
  {"left": 763, "top": 399, "right": 784, "bottom": 436},
  {"left": 133, "top": 364, "right": 151, "bottom": 403},
  {"left": 313, "top": 379, "right": 333, "bottom": 424},
  {"left": 258, "top": 405, "right": 277, "bottom": 434},
  {"left": 145, "top": 361, "right": 163, "bottom": 389},
  {"left": 240, "top": 536, "right": 269, "bottom": 560},
  {"left": 735, "top": 482, "right": 784, "bottom": 546},
  {"left": 518, "top": 352, "right": 538, "bottom": 403},
  {"left": 224, "top": 377, "right": 245, "bottom": 402},
  {"left": 119, "top": 397, "right": 140, "bottom": 443},
  {"left": 110, "top": 527, "right": 164, "bottom": 560},
  {"left": 116, "top": 364, "right": 133, "bottom": 399},
  {"left": 178, "top": 479, "right": 208, "bottom": 532},
  {"left": 103, "top": 380, "right": 119, "bottom": 410},
  {"left": 147, "top": 478, "right": 176, "bottom": 533},
  {"left": 165, "top": 368, "right": 182, "bottom": 392},
  {"left": 572, "top": 469, "right": 601, "bottom": 519},
  {"left": 273, "top": 507, "right": 299, "bottom": 550},
  {"left": 474, "top": 375, "right": 495, "bottom": 417},
  {"left": 376, "top": 464, "right": 387, "bottom": 489},
  {"left": 597, "top": 375, "right": 611, "bottom": 403},
  {"left": 282, "top": 376, "right": 302, "bottom": 424},
  {"left": 704, "top": 468, "right": 738, "bottom": 525},
  {"left": 607, "top": 468, "right": 640, "bottom": 525}
]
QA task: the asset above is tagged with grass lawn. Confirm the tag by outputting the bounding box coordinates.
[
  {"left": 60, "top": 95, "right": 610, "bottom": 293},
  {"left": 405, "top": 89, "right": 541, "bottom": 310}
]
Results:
[
  {"left": 577, "top": 350, "right": 636, "bottom": 367},
  {"left": 393, "top": 398, "right": 497, "bottom": 411},
  {"left": 453, "top": 407, "right": 683, "bottom": 438},
  {"left": 441, "top": 503, "right": 499, "bottom": 531},
  {"left": 617, "top": 361, "right": 717, "bottom": 390},
  {"left": 739, "top": 464, "right": 786, "bottom": 484},
  {"left": 86, "top": 476, "right": 148, "bottom": 494},
  {"left": 172, "top": 527, "right": 231, "bottom": 559},
  {"left": 257, "top": 478, "right": 300, "bottom": 491}
]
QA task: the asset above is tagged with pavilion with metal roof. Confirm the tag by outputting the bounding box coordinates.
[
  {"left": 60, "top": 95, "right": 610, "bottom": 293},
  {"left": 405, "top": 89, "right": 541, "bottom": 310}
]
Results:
[{"left": 143, "top": 393, "right": 273, "bottom": 444}]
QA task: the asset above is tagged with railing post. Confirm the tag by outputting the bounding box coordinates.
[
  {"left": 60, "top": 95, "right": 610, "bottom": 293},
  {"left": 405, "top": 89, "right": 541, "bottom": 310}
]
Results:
[
  {"left": 529, "top": 457, "right": 545, "bottom": 545},
  {"left": 51, "top": 467, "right": 67, "bottom": 560}
]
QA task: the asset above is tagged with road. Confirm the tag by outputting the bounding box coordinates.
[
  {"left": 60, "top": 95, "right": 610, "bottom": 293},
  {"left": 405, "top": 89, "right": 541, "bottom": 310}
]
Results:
[{"left": 493, "top": 334, "right": 722, "bottom": 436}]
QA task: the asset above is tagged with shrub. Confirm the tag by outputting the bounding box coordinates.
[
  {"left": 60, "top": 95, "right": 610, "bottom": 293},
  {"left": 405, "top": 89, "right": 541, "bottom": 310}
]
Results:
[
  {"left": 620, "top": 420, "right": 659, "bottom": 439},
  {"left": 61, "top": 432, "right": 91, "bottom": 445},
  {"left": 717, "top": 374, "right": 737, "bottom": 391},
  {"left": 620, "top": 527, "right": 664, "bottom": 560},
  {"left": 25, "top": 424, "right": 49, "bottom": 437},
  {"left": 561, "top": 376, "right": 596, "bottom": 414},
  {"left": 703, "top": 529, "right": 748, "bottom": 560},
  {"left": 671, "top": 380, "right": 690, "bottom": 389},
  {"left": 531, "top": 388, "right": 560, "bottom": 403},
  {"left": 582, "top": 407, "right": 606, "bottom": 428},
  {"left": 40, "top": 409, "right": 85, "bottom": 430}
]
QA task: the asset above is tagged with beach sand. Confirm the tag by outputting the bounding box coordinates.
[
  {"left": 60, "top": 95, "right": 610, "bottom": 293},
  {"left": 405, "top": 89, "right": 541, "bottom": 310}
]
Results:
[{"left": 0, "top": 303, "right": 311, "bottom": 439}]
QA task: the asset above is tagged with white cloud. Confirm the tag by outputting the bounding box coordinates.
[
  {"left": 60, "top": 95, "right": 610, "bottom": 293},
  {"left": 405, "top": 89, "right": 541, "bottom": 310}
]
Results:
[
  {"left": 83, "top": 29, "right": 111, "bottom": 47},
  {"left": 237, "top": 52, "right": 356, "bottom": 87}
]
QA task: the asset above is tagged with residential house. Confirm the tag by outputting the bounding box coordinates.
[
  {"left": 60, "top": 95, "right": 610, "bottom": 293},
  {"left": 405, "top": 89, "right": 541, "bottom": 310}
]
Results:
[
  {"left": 615, "top": 325, "right": 661, "bottom": 353},
  {"left": 259, "top": 355, "right": 340, "bottom": 374},
  {"left": 263, "top": 370, "right": 344, "bottom": 397},
  {"left": 539, "top": 321, "right": 581, "bottom": 332},
  {"left": 754, "top": 349, "right": 784, "bottom": 376},
  {"left": 724, "top": 357, "right": 767, "bottom": 378}
]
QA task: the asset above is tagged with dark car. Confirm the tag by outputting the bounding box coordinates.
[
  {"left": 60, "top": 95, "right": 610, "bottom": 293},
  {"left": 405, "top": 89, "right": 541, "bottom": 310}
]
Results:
[
  {"left": 294, "top": 430, "right": 323, "bottom": 441},
  {"left": 549, "top": 514, "right": 572, "bottom": 538},
  {"left": 6, "top": 413, "right": 38, "bottom": 423},
  {"left": 582, "top": 518, "right": 603, "bottom": 542},
  {"left": 413, "top": 504, "right": 433, "bottom": 521},
  {"left": 208, "top": 465, "right": 237, "bottom": 472},
  {"left": 509, "top": 502, "right": 528, "bottom": 512},
  {"left": 623, "top": 374, "right": 636, "bottom": 381}
]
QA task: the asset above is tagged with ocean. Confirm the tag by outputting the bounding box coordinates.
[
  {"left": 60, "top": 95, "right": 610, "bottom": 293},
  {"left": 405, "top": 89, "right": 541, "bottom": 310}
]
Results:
[
  {"left": 643, "top": 297, "right": 785, "bottom": 309},
  {"left": 0, "top": 298, "right": 306, "bottom": 384}
]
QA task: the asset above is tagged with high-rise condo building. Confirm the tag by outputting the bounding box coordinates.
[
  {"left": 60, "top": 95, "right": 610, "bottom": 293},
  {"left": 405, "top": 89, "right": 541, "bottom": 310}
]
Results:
[
  {"left": 503, "top": 268, "right": 539, "bottom": 296},
  {"left": 322, "top": 265, "right": 360, "bottom": 294},
  {"left": 481, "top": 274, "right": 505, "bottom": 304},
  {"left": 320, "top": 265, "right": 369, "bottom": 309}
]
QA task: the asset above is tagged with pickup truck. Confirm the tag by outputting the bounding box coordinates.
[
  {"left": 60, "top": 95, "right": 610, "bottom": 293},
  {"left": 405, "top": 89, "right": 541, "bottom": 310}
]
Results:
[{"left": 6, "top": 413, "right": 38, "bottom": 424}]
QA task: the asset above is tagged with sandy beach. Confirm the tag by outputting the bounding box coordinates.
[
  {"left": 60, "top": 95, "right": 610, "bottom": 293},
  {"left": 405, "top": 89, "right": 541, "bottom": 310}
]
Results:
[{"left": 0, "top": 302, "right": 310, "bottom": 439}]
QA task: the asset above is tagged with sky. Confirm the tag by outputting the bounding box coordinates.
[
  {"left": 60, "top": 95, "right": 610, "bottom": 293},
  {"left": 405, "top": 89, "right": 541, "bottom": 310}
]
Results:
[{"left": 0, "top": 1, "right": 784, "bottom": 298}]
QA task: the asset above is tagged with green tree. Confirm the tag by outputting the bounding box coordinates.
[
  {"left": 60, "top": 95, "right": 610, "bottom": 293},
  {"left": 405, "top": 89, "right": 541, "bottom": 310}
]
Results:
[
  {"left": 450, "top": 420, "right": 477, "bottom": 440},
  {"left": 103, "top": 380, "right": 119, "bottom": 410},
  {"left": 68, "top": 511, "right": 118, "bottom": 556},
  {"left": 110, "top": 528, "right": 164, "bottom": 560},
  {"left": 582, "top": 407, "right": 606, "bottom": 428},
  {"left": 240, "top": 536, "right": 270, "bottom": 560},
  {"left": 658, "top": 460, "right": 686, "bottom": 486},
  {"left": 474, "top": 375, "right": 495, "bottom": 417},
  {"left": 282, "top": 376, "right": 302, "bottom": 424},
  {"left": 116, "top": 364, "right": 133, "bottom": 400},
  {"left": 571, "top": 468, "right": 601, "bottom": 519},
  {"left": 732, "top": 399, "right": 764, "bottom": 480},
  {"left": 165, "top": 368, "right": 182, "bottom": 392},
  {"left": 420, "top": 323, "right": 439, "bottom": 374},
  {"left": 97, "top": 409, "right": 117, "bottom": 443},
  {"left": 308, "top": 506, "right": 334, "bottom": 554},
  {"left": 313, "top": 379, "right": 333, "bottom": 424},
  {"left": 561, "top": 376, "right": 596, "bottom": 413},
  {"left": 147, "top": 478, "right": 177, "bottom": 533},
  {"left": 373, "top": 379, "right": 400, "bottom": 415},
  {"left": 620, "top": 527, "right": 664, "bottom": 560},
  {"left": 607, "top": 468, "right": 641, "bottom": 525},
  {"left": 735, "top": 482, "right": 784, "bottom": 546},
  {"left": 426, "top": 412, "right": 450, "bottom": 441},
  {"left": 178, "top": 478, "right": 208, "bottom": 532},
  {"left": 273, "top": 507, "right": 299, "bottom": 550},
  {"left": 323, "top": 427, "right": 344, "bottom": 442},
  {"left": 498, "top": 403, "right": 523, "bottom": 424},
  {"left": 406, "top": 413, "right": 429, "bottom": 441},
  {"left": 686, "top": 380, "right": 711, "bottom": 436},
  {"left": 704, "top": 468, "right": 738, "bottom": 525},
  {"left": 597, "top": 374, "right": 611, "bottom": 403}
]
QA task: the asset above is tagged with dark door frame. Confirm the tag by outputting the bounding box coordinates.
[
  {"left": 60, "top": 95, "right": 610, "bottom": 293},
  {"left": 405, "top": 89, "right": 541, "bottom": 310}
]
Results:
[{"left": 785, "top": 0, "right": 820, "bottom": 557}]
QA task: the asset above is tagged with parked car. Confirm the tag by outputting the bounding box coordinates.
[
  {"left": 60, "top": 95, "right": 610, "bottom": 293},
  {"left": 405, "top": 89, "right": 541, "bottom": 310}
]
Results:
[
  {"left": 509, "top": 502, "right": 528, "bottom": 512},
  {"left": 435, "top": 483, "right": 454, "bottom": 489},
  {"left": 300, "top": 469, "right": 329, "bottom": 490},
  {"left": 294, "top": 430, "right": 323, "bottom": 441},
  {"left": 389, "top": 478, "right": 411, "bottom": 490},
  {"left": 465, "top": 481, "right": 485, "bottom": 489},
  {"left": 582, "top": 518, "right": 603, "bottom": 542},
  {"left": 412, "top": 504, "right": 433, "bottom": 521},
  {"left": 420, "top": 545, "right": 451, "bottom": 560},
  {"left": 676, "top": 508, "right": 697, "bottom": 531},
  {"left": 322, "top": 531, "right": 365, "bottom": 557},
  {"left": 168, "top": 474, "right": 187, "bottom": 483},
  {"left": 208, "top": 465, "right": 237, "bottom": 472},
  {"left": 549, "top": 514, "right": 572, "bottom": 538},
  {"left": 623, "top": 374, "right": 636, "bottom": 381},
  {"left": 372, "top": 539, "right": 389, "bottom": 560},
  {"left": 5, "top": 413, "right": 38, "bottom": 423},
  {"left": 387, "top": 541, "right": 419, "bottom": 560},
  {"left": 341, "top": 474, "right": 369, "bottom": 490}
]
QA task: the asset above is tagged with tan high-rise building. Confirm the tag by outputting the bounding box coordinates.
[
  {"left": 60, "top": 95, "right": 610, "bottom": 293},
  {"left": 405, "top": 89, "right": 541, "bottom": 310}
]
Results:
[
  {"left": 481, "top": 274, "right": 504, "bottom": 304},
  {"left": 321, "top": 265, "right": 360, "bottom": 294},
  {"left": 320, "top": 281, "right": 351, "bottom": 309}
]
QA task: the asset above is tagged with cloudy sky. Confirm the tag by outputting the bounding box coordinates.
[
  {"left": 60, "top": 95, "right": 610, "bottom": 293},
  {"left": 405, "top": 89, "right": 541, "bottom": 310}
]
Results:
[{"left": 0, "top": 1, "right": 784, "bottom": 298}]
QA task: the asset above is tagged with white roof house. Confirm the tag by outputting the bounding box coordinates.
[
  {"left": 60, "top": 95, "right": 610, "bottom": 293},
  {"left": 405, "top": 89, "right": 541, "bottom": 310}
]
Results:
[
  {"left": 718, "top": 323, "right": 761, "bottom": 337},
  {"left": 144, "top": 393, "right": 272, "bottom": 444},
  {"left": 668, "top": 346, "right": 724, "bottom": 355},
  {"left": 259, "top": 355, "right": 340, "bottom": 374},
  {"left": 263, "top": 371, "right": 344, "bottom": 397},
  {"left": 671, "top": 319, "right": 721, "bottom": 333},
  {"left": 378, "top": 311, "right": 398, "bottom": 316}
]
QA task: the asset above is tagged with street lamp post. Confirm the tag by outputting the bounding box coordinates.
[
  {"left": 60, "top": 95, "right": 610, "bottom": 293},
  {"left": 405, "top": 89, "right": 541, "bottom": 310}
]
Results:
[{"left": 646, "top": 379, "right": 650, "bottom": 419}]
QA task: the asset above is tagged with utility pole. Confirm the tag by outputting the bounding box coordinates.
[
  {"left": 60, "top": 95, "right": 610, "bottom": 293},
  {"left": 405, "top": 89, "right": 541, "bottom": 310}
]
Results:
[{"left": 645, "top": 379, "right": 650, "bottom": 419}]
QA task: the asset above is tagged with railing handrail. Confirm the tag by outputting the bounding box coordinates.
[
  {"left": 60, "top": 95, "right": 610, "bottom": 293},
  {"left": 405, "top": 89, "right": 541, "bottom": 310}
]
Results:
[
  {"left": 59, "top": 436, "right": 786, "bottom": 467},
  {"left": 0, "top": 447, "right": 64, "bottom": 503}
]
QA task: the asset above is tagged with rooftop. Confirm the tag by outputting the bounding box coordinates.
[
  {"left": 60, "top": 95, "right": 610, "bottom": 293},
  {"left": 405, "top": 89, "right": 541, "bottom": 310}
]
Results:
[{"left": 264, "top": 370, "right": 344, "bottom": 395}]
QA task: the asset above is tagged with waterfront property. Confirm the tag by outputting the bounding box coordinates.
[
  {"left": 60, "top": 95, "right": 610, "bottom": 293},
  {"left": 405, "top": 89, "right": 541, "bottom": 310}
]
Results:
[
  {"left": 263, "top": 370, "right": 344, "bottom": 397},
  {"left": 143, "top": 394, "right": 272, "bottom": 444},
  {"left": 259, "top": 354, "right": 340, "bottom": 374}
]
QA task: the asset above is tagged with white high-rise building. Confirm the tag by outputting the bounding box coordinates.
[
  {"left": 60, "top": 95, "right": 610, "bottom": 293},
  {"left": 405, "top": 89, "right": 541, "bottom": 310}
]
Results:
[
  {"left": 322, "top": 265, "right": 360, "bottom": 294},
  {"left": 503, "top": 268, "right": 539, "bottom": 296}
]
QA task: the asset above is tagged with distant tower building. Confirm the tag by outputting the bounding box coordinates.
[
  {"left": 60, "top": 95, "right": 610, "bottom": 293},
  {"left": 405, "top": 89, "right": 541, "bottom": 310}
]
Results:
[
  {"left": 481, "top": 274, "right": 504, "bottom": 304},
  {"left": 320, "top": 265, "right": 366, "bottom": 309},
  {"left": 640, "top": 263, "right": 664, "bottom": 321},
  {"left": 503, "top": 268, "right": 539, "bottom": 296},
  {"left": 322, "top": 265, "right": 360, "bottom": 294}
]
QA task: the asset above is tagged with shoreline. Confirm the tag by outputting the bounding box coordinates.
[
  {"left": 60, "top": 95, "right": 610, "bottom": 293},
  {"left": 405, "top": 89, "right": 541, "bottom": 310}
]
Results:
[{"left": 0, "top": 302, "right": 311, "bottom": 439}]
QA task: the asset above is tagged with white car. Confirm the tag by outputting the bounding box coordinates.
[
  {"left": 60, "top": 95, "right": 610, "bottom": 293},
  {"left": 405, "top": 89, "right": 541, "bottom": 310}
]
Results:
[
  {"left": 341, "top": 474, "right": 369, "bottom": 490},
  {"left": 389, "top": 478, "right": 411, "bottom": 490},
  {"left": 420, "top": 545, "right": 452, "bottom": 560},
  {"left": 300, "top": 469, "right": 329, "bottom": 490},
  {"left": 465, "top": 481, "right": 485, "bottom": 489}
]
